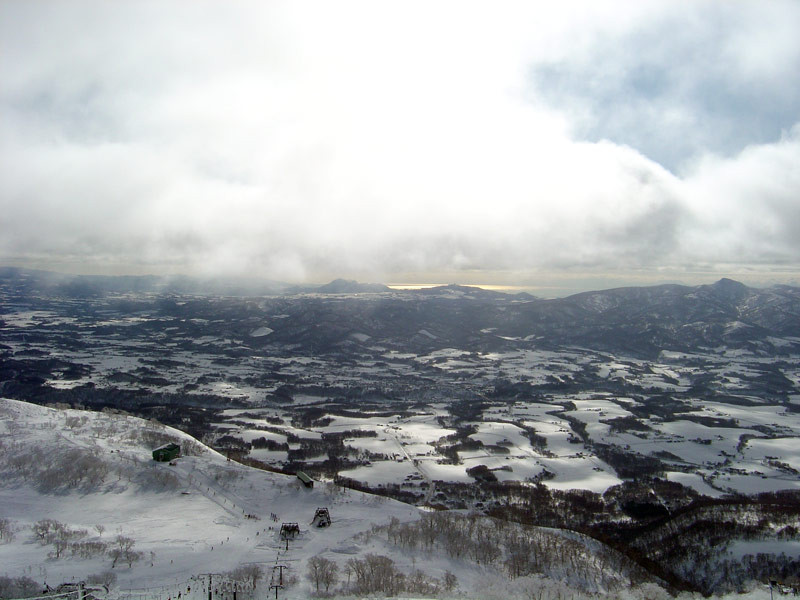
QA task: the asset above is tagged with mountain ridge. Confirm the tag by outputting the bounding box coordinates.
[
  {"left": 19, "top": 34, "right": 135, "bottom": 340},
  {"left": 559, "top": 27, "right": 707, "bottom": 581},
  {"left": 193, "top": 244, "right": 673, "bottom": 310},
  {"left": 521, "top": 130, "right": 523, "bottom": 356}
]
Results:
[
  {"left": 6, "top": 266, "right": 788, "bottom": 300},
  {"left": 3, "top": 268, "right": 799, "bottom": 358}
]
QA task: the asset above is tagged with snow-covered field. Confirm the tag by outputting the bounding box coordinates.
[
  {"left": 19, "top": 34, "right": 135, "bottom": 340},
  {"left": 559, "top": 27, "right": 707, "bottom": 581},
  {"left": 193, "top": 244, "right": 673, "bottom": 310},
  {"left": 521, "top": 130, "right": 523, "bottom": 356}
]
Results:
[
  {"left": 209, "top": 388, "right": 800, "bottom": 501},
  {"left": 3, "top": 285, "right": 800, "bottom": 598},
  {"left": 8, "top": 398, "right": 769, "bottom": 600}
]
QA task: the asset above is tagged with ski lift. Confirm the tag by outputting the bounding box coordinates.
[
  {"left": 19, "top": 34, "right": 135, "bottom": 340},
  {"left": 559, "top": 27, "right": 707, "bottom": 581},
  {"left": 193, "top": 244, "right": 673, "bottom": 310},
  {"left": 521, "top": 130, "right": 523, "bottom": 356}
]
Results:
[{"left": 311, "top": 507, "right": 331, "bottom": 528}]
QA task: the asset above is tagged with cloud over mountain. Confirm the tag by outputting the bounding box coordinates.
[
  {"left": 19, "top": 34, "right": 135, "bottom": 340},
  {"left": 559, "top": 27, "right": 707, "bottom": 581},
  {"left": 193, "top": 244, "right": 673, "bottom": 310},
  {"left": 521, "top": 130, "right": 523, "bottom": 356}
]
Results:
[{"left": 1, "top": 1, "right": 799, "bottom": 285}]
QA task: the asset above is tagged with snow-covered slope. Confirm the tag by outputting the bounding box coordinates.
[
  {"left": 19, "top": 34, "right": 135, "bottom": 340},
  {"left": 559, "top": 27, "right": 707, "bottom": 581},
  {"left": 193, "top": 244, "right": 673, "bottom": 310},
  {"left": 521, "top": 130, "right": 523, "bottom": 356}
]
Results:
[
  {"left": 0, "top": 399, "right": 786, "bottom": 600},
  {"left": 0, "top": 399, "right": 419, "bottom": 597}
]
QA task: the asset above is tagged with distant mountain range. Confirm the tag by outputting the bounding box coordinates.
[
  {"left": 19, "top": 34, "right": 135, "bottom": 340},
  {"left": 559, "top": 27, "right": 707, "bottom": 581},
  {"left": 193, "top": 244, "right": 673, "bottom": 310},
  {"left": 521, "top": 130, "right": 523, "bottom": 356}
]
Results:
[
  {"left": 536, "top": 277, "right": 800, "bottom": 355},
  {"left": 0, "top": 267, "right": 533, "bottom": 297},
  {"left": 289, "top": 278, "right": 392, "bottom": 294},
  {"left": 270, "top": 276, "right": 799, "bottom": 357},
  {"left": 0, "top": 266, "right": 292, "bottom": 297},
  {"left": 3, "top": 267, "right": 799, "bottom": 357},
  {"left": 0, "top": 268, "right": 396, "bottom": 297}
]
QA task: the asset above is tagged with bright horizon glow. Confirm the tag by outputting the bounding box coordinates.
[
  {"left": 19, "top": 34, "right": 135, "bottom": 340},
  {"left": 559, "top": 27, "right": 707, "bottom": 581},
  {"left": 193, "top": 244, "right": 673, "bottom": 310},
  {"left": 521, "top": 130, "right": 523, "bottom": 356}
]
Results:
[{"left": 386, "top": 283, "right": 528, "bottom": 291}]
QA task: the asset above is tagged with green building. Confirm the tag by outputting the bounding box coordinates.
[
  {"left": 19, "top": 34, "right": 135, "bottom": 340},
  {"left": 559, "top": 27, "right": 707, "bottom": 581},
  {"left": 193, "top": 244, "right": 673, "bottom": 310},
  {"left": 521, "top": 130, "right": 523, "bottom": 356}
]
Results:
[
  {"left": 296, "top": 471, "right": 314, "bottom": 488},
  {"left": 152, "top": 443, "right": 181, "bottom": 462}
]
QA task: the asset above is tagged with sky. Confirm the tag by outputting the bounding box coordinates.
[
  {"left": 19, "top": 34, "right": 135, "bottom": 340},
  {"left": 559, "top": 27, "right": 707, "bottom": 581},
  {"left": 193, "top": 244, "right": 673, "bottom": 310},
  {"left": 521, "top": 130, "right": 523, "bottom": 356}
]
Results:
[{"left": 1, "top": 1, "right": 800, "bottom": 296}]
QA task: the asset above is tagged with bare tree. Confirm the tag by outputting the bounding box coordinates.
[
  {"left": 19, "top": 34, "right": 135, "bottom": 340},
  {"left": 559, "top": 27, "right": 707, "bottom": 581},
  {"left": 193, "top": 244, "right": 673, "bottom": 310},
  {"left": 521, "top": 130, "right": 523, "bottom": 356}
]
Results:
[
  {"left": 32, "top": 520, "right": 87, "bottom": 559},
  {"left": 70, "top": 540, "right": 107, "bottom": 559},
  {"left": 109, "top": 535, "right": 141, "bottom": 568},
  {"left": 0, "top": 518, "right": 15, "bottom": 543},
  {"left": 228, "top": 564, "right": 263, "bottom": 589},
  {"left": 346, "top": 554, "right": 402, "bottom": 596},
  {"left": 0, "top": 576, "right": 40, "bottom": 599},
  {"left": 307, "top": 556, "right": 338, "bottom": 593},
  {"left": 406, "top": 570, "right": 439, "bottom": 595},
  {"left": 32, "top": 519, "right": 62, "bottom": 544},
  {"left": 443, "top": 570, "right": 458, "bottom": 592}
]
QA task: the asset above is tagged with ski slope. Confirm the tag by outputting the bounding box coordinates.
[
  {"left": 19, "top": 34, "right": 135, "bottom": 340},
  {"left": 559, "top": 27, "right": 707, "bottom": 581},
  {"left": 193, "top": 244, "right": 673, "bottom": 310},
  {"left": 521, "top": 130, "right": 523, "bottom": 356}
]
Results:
[{"left": 0, "top": 399, "right": 419, "bottom": 597}]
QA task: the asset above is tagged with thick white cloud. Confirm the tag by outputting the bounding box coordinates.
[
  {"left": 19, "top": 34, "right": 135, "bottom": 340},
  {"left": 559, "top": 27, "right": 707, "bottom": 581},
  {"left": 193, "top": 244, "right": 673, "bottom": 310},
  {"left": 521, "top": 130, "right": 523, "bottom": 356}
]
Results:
[
  {"left": 531, "top": 1, "right": 800, "bottom": 172},
  {"left": 681, "top": 125, "right": 800, "bottom": 264},
  {"left": 1, "top": 0, "right": 799, "bottom": 288}
]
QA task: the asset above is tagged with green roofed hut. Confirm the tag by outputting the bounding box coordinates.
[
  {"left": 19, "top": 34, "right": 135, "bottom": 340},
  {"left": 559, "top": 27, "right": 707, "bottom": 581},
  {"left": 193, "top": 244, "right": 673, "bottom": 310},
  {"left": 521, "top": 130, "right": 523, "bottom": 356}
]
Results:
[
  {"left": 296, "top": 471, "right": 314, "bottom": 488},
  {"left": 152, "top": 443, "right": 181, "bottom": 462}
]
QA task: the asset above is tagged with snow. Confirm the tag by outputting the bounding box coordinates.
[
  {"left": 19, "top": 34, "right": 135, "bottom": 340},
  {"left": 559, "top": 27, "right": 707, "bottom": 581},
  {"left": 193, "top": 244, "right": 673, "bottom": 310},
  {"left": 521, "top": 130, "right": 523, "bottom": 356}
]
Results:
[
  {"left": 340, "top": 436, "right": 392, "bottom": 454},
  {"left": 0, "top": 399, "right": 420, "bottom": 597},
  {"left": 220, "top": 418, "right": 322, "bottom": 440},
  {"left": 0, "top": 310, "right": 77, "bottom": 327},
  {"left": 0, "top": 398, "right": 795, "bottom": 600},
  {"left": 236, "top": 429, "right": 287, "bottom": 443},
  {"left": 338, "top": 460, "right": 418, "bottom": 486},
  {"left": 248, "top": 448, "right": 288, "bottom": 462},
  {"left": 728, "top": 540, "right": 800, "bottom": 560},
  {"left": 249, "top": 326, "right": 274, "bottom": 337},
  {"left": 665, "top": 472, "right": 726, "bottom": 498},
  {"left": 714, "top": 473, "right": 800, "bottom": 494},
  {"left": 744, "top": 437, "right": 800, "bottom": 471},
  {"left": 537, "top": 457, "right": 622, "bottom": 493},
  {"left": 470, "top": 422, "right": 530, "bottom": 449},
  {"left": 423, "top": 462, "right": 472, "bottom": 483}
]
